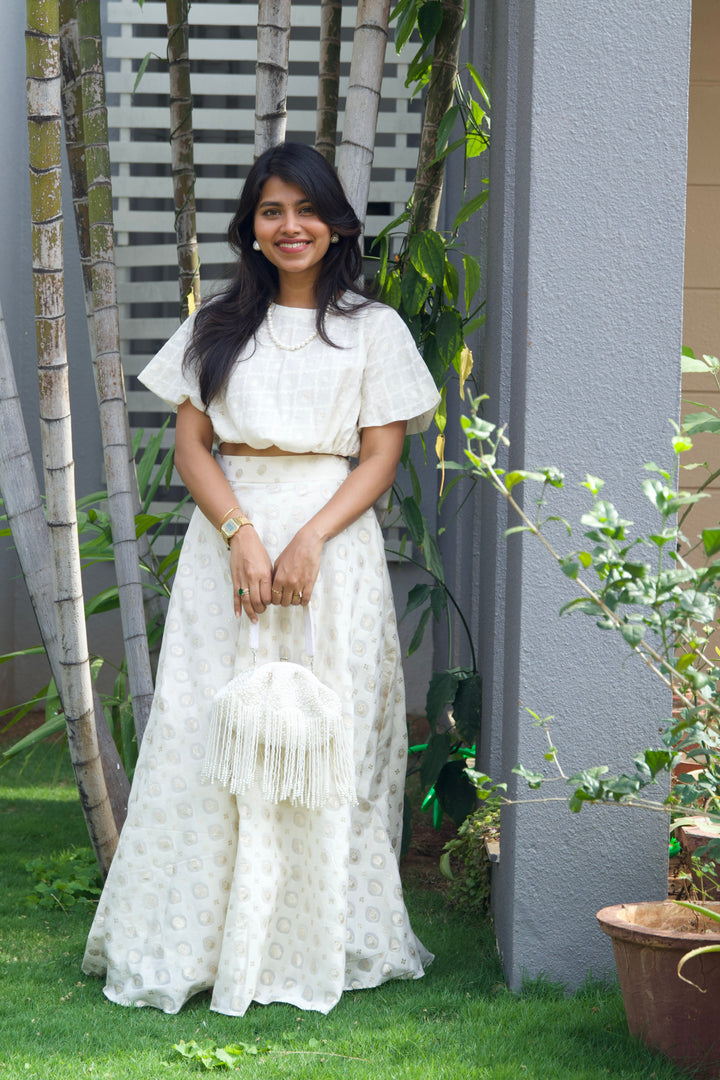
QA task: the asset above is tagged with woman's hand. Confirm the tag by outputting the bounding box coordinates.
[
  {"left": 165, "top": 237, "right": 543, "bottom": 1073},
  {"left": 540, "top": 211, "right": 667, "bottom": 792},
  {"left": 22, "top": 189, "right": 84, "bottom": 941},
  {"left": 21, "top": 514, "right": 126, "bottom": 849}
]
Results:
[
  {"left": 229, "top": 527, "right": 274, "bottom": 620},
  {"left": 271, "top": 525, "right": 324, "bottom": 607}
]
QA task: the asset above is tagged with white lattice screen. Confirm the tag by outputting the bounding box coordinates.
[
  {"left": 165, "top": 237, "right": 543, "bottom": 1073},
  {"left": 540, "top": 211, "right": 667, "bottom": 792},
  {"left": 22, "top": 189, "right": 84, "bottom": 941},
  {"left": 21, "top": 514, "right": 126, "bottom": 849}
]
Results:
[{"left": 104, "top": 0, "right": 423, "bottom": 477}]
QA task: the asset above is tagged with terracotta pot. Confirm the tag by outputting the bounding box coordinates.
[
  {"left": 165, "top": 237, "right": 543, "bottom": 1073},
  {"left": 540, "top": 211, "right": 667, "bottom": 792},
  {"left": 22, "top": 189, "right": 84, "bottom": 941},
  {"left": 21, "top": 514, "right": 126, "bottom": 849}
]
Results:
[{"left": 597, "top": 901, "right": 720, "bottom": 1078}]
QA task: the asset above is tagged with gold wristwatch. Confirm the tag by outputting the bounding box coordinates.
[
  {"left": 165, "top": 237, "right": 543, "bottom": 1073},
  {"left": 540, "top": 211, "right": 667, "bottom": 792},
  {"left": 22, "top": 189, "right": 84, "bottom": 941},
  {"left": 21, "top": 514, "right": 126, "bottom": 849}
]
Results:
[{"left": 220, "top": 515, "right": 253, "bottom": 547}]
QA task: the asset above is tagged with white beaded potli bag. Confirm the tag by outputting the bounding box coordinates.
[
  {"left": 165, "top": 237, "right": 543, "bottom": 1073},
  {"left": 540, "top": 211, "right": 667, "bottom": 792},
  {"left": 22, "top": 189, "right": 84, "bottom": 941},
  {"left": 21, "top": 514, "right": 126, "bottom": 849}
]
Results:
[{"left": 202, "top": 608, "right": 356, "bottom": 810}]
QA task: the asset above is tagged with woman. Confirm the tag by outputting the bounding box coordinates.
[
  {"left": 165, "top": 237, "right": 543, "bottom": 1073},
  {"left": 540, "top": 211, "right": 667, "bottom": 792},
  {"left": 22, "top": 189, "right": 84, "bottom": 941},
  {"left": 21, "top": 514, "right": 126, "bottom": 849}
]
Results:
[{"left": 83, "top": 142, "right": 440, "bottom": 1016}]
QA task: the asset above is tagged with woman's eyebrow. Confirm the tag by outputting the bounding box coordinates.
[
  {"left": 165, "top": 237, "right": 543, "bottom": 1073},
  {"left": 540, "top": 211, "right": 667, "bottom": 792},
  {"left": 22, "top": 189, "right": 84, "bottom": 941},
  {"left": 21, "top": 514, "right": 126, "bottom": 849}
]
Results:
[{"left": 257, "top": 197, "right": 312, "bottom": 209}]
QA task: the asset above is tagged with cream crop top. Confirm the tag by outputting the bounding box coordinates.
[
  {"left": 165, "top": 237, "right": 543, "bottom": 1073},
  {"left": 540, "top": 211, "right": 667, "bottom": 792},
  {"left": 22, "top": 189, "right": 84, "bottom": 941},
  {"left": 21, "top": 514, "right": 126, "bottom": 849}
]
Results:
[{"left": 137, "top": 300, "right": 440, "bottom": 457}]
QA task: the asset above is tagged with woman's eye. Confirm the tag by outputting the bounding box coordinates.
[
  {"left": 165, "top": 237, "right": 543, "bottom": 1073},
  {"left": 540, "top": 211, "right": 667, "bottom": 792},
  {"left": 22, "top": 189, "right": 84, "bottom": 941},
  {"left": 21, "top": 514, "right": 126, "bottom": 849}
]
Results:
[{"left": 299, "top": 205, "right": 315, "bottom": 215}]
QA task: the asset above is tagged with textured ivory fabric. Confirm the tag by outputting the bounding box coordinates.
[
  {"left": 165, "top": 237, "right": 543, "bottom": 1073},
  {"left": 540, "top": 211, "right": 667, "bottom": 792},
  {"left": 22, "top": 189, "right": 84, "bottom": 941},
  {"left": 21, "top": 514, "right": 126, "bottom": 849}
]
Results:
[
  {"left": 137, "top": 301, "right": 440, "bottom": 454},
  {"left": 82, "top": 455, "right": 433, "bottom": 1014}
]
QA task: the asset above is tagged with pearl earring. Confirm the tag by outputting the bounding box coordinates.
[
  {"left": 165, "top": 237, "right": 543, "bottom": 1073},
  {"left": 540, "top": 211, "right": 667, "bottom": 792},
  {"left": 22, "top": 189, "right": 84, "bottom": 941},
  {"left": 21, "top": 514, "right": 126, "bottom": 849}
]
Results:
[
  {"left": 330, "top": 233, "right": 339, "bottom": 244},
  {"left": 252, "top": 239, "right": 261, "bottom": 251}
]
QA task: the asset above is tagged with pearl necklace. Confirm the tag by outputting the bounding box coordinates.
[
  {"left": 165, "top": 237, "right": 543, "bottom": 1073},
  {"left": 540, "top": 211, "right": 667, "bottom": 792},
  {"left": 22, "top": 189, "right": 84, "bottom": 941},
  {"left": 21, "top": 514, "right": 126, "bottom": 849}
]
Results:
[{"left": 266, "top": 303, "right": 319, "bottom": 352}]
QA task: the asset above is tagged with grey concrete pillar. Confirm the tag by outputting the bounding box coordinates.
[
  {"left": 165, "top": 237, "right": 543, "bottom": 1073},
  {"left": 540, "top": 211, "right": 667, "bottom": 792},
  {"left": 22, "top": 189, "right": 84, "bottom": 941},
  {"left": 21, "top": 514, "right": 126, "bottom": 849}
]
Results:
[{"left": 481, "top": 0, "right": 691, "bottom": 988}]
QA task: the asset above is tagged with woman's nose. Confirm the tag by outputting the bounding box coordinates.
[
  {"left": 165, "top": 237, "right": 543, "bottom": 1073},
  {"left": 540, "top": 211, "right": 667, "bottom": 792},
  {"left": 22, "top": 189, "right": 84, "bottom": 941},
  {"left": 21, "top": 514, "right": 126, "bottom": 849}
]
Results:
[{"left": 282, "top": 211, "right": 301, "bottom": 233}]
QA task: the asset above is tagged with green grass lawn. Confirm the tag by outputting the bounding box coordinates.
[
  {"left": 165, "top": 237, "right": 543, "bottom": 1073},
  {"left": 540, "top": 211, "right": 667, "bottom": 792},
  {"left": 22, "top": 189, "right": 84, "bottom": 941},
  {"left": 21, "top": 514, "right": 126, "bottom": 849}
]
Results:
[{"left": 0, "top": 749, "right": 689, "bottom": 1080}]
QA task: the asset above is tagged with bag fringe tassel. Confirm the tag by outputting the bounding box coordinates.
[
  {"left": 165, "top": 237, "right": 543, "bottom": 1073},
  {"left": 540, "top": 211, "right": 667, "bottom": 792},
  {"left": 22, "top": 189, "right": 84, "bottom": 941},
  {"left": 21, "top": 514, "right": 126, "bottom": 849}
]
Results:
[{"left": 202, "top": 665, "right": 356, "bottom": 810}]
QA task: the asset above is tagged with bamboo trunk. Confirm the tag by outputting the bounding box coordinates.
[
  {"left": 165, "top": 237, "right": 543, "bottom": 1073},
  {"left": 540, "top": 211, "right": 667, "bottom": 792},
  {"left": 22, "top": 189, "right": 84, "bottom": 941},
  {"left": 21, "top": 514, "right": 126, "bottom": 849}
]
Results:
[
  {"left": 315, "top": 0, "right": 341, "bottom": 164},
  {"left": 25, "top": 0, "right": 118, "bottom": 877},
  {"left": 336, "top": 0, "right": 391, "bottom": 225},
  {"left": 0, "top": 304, "right": 130, "bottom": 829},
  {"left": 409, "top": 0, "right": 465, "bottom": 235},
  {"left": 166, "top": 0, "right": 201, "bottom": 319},
  {"left": 59, "top": 0, "right": 166, "bottom": 684},
  {"left": 75, "top": 0, "right": 155, "bottom": 744},
  {"left": 255, "top": 0, "right": 290, "bottom": 157}
]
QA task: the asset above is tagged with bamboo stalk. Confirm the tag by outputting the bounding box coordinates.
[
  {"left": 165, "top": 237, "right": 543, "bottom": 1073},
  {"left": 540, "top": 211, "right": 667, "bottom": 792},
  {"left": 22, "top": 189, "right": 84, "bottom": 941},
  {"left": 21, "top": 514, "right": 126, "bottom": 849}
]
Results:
[
  {"left": 315, "top": 0, "right": 341, "bottom": 164},
  {"left": 25, "top": 0, "right": 118, "bottom": 877},
  {"left": 255, "top": 0, "right": 291, "bottom": 157},
  {"left": 409, "top": 0, "right": 465, "bottom": 235},
  {"left": 75, "top": 0, "right": 155, "bottom": 744},
  {"left": 59, "top": 0, "right": 166, "bottom": 688},
  {"left": 0, "top": 303, "right": 130, "bottom": 829},
  {"left": 166, "top": 0, "right": 201, "bottom": 319},
  {"left": 336, "top": 0, "right": 391, "bottom": 225}
]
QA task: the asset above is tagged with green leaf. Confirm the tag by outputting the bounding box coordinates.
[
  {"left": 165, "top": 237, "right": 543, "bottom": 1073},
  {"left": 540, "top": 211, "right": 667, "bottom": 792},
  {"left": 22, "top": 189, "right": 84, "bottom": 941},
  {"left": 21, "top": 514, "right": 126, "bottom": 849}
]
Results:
[
  {"left": 463, "top": 253, "right": 482, "bottom": 313},
  {"left": 703, "top": 528, "right": 720, "bottom": 557},
  {"left": 429, "top": 584, "right": 446, "bottom": 622},
  {"left": 426, "top": 671, "right": 460, "bottom": 727},
  {"left": 560, "top": 556, "right": 579, "bottom": 580},
  {"left": 409, "top": 230, "right": 446, "bottom": 287},
  {"left": 85, "top": 586, "right": 120, "bottom": 618},
  {"left": 466, "top": 62, "right": 491, "bottom": 106},
  {"left": 443, "top": 260, "right": 459, "bottom": 305},
  {"left": 683, "top": 411, "right": 720, "bottom": 435},
  {"left": 402, "top": 582, "right": 433, "bottom": 619},
  {"left": 422, "top": 523, "right": 445, "bottom": 582},
  {"left": 400, "top": 496, "right": 425, "bottom": 547},
  {"left": 418, "top": 0, "right": 443, "bottom": 44},
  {"left": 512, "top": 763, "right": 545, "bottom": 789},
  {"left": 382, "top": 270, "right": 402, "bottom": 310},
  {"left": 434, "top": 759, "right": 477, "bottom": 825},
  {"left": 620, "top": 623, "right": 645, "bottom": 647},
  {"left": 452, "top": 190, "right": 489, "bottom": 230},
  {"left": 401, "top": 263, "right": 430, "bottom": 316},
  {"left": 392, "top": 0, "right": 419, "bottom": 53},
  {"left": 408, "top": 455, "right": 422, "bottom": 503},
  {"left": 407, "top": 606, "right": 432, "bottom": 655},
  {"left": 420, "top": 730, "right": 451, "bottom": 789},
  {"left": 452, "top": 674, "right": 482, "bottom": 743},
  {"left": 436, "top": 105, "right": 459, "bottom": 155},
  {"left": 434, "top": 309, "right": 464, "bottom": 367},
  {"left": 132, "top": 51, "right": 154, "bottom": 96}
]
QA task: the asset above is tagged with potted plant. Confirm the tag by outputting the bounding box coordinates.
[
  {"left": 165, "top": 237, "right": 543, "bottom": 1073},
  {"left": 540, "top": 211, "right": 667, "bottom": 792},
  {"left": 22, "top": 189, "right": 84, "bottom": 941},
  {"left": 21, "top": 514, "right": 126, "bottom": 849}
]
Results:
[{"left": 453, "top": 355, "right": 720, "bottom": 1075}]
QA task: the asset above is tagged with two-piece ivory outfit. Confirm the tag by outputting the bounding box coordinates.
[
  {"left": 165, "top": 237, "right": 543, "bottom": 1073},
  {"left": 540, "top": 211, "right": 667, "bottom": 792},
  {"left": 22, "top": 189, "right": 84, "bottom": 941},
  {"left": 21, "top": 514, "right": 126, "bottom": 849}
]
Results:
[{"left": 82, "top": 299, "right": 441, "bottom": 1016}]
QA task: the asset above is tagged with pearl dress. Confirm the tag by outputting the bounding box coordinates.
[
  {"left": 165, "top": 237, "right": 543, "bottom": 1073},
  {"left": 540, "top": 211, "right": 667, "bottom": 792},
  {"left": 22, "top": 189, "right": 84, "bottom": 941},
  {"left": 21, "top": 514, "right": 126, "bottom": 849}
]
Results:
[{"left": 82, "top": 301, "right": 440, "bottom": 1015}]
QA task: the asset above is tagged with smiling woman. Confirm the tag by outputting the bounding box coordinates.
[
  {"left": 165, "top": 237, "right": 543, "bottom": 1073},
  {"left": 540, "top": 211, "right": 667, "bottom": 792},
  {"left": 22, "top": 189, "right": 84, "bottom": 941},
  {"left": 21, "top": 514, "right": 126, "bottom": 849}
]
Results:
[{"left": 81, "top": 142, "right": 441, "bottom": 1018}]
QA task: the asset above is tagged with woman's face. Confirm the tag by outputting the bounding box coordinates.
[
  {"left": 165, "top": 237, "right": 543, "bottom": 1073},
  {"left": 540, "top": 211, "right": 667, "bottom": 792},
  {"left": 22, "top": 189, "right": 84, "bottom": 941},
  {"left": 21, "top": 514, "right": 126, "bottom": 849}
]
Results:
[{"left": 253, "top": 176, "right": 332, "bottom": 291}]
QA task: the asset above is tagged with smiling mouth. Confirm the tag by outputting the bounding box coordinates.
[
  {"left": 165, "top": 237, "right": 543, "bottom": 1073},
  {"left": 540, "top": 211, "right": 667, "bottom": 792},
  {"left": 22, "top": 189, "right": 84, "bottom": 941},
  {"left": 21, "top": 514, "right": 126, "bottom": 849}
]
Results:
[{"left": 276, "top": 240, "right": 311, "bottom": 251}]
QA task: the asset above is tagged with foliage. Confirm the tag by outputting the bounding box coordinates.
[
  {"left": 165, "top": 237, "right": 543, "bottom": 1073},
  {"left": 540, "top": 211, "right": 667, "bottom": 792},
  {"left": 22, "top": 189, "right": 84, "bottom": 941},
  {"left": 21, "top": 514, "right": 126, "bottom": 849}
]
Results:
[
  {"left": 0, "top": 425, "right": 190, "bottom": 775},
  {"left": 452, "top": 373, "right": 720, "bottom": 829},
  {"left": 24, "top": 846, "right": 102, "bottom": 912},
  {"left": 439, "top": 779, "right": 501, "bottom": 915},
  {"left": 377, "top": 4, "right": 490, "bottom": 830},
  {"left": 173, "top": 1039, "right": 280, "bottom": 1069}
]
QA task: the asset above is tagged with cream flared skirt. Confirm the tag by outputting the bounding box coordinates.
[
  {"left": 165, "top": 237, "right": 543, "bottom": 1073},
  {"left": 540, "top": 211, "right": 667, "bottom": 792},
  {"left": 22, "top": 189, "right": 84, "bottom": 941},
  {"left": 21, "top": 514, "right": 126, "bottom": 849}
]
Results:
[{"left": 82, "top": 454, "right": 432, "bottom": 1015}]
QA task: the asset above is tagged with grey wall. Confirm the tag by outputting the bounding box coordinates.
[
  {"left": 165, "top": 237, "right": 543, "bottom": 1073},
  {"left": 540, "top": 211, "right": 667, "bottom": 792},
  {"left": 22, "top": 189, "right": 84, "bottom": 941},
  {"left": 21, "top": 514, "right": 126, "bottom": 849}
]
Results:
[
  {"left": 480, "top": 0, "right": 691, "bottom": 988},
  {"left": 0, "top": 6, "right": 115, "bottom": 710}
]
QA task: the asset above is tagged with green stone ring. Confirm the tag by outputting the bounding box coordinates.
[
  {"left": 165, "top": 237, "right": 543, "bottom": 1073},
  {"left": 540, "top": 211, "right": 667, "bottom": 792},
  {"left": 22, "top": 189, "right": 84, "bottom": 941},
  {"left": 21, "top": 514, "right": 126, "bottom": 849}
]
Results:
[{"left": 238, "top": 588, "right": 244, "bottom": 597}]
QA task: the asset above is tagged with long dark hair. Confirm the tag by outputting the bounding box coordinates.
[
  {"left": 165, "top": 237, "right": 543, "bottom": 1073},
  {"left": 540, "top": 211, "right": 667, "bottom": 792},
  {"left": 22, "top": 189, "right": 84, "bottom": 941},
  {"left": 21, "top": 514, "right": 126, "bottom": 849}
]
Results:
[{"left": 185, "top": 142, "right": 372, "bottom": 405}]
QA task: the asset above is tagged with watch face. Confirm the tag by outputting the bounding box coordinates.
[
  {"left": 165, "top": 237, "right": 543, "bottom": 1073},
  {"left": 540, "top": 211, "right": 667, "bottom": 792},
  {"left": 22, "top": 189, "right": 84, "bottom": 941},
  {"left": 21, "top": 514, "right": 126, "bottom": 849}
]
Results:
[{"left": 221, "top": 519, "right": 240, "bottom": 539}]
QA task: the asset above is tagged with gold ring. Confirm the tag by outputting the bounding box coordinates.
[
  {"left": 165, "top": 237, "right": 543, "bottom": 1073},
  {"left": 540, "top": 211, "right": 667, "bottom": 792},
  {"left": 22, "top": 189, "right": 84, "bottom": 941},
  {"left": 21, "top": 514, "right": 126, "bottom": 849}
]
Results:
[
  {"left": 272, "top": 587, "right": 282, "bottom": 596},
  {"left": 292, "top": 592, "right": 302, "bottom": 601}
]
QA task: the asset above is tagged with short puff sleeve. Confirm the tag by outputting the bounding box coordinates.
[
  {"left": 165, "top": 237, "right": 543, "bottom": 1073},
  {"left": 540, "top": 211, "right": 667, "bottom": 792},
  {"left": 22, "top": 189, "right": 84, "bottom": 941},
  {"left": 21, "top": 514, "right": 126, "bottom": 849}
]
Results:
[
  {"left": 137, "top": 313, "right": 205, "bottom": 414},
  {"left": 358, "top": 305, "right": 440, "bottom": 434}
]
